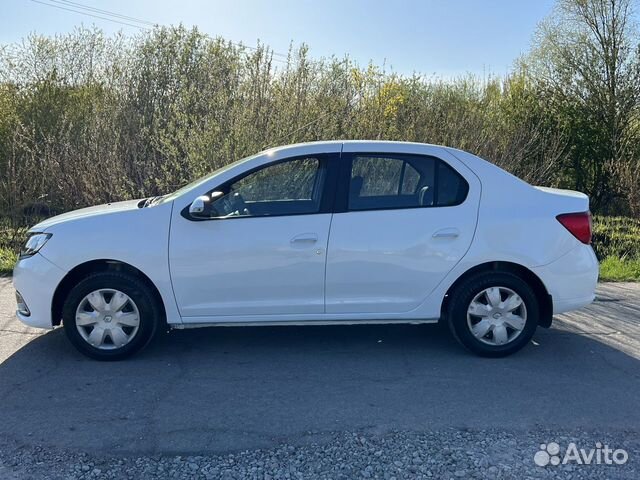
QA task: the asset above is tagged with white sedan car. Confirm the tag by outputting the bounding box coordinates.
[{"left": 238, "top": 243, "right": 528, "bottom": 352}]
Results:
[{"left": 13, "top": 141, "right": 598, "bottom": 360}]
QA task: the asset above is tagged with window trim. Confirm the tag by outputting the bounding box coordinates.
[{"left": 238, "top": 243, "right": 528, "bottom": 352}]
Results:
[
  {"left": 398, "top": 160, "right": 407, "bottom": 195},
  {"left": 181, "top": 153, "right": 340, "bottom": 221},
  {"left": 400, "top": 161, "right": 420, "bottom": 195},
  {"left": 336, "top": 152, "right": 469, "bottom": 213}
]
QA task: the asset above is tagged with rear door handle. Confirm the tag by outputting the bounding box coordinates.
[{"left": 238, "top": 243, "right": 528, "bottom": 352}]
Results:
[
  {"left": 432, "top": 228, "right": 460, "bottom": 239},
  {"left": 290, "top": 233, "right": 318, "bottom": 244}
]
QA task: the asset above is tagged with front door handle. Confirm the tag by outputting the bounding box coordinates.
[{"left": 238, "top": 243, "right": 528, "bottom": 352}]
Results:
[
  {"left": 432, "top": 228, "right": 460, "bottom": 239},
  {"left": 290, "top": 233, "right": 318, "bottom": 244}
]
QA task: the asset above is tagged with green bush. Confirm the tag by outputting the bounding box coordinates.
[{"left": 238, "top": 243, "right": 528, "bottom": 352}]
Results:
[
  {"left": 0, "top": 27, "right": 568, "bottom": 229},
  {"left": 592, "top": 215, "right": 640, "bottom": 260},
  {"left": 0, "top": 225, "right": 27, "bottom": 252},
  {"left": 0, "top": 248, "right": 16, "bottom": 274}
]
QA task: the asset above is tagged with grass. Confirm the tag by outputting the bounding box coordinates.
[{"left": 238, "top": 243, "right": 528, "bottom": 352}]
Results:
[
  {"left": 592, "top": 215, "right": 640, "bottom": 257},
  {"left": 592, "top": 216, "right": 640, "bottom": 281},
  {"left": 599, "top": 256, "right": 640, "bottom": 282},
  {"left": 0, "top": 247, "right": 16, "bottom": 275}
]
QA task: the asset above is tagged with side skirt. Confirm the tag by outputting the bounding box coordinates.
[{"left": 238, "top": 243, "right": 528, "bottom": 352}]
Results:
[{"left": 170, "top": 318, "right": 440, "bottom": 329}]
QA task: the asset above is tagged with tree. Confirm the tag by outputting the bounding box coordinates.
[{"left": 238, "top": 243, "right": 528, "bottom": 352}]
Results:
[{"left": 525, "top": 0, "right": 640, "bottom": 214}]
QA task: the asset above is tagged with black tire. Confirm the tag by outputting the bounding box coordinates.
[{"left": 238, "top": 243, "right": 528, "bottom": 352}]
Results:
[
  {"left": 62, "top": 271, "right": 161, "bottom": 360},
  {"left": 447, "top": 271, "right": 539, "bottom": 357}
]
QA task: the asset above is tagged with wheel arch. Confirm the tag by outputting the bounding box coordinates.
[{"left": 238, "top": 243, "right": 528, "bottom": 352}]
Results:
[
  {"left": 440, "top": 261, "right": 553, "bottom": 328},
  {"left": 51, "top": 259, "right": 167, "bottom": 327}
]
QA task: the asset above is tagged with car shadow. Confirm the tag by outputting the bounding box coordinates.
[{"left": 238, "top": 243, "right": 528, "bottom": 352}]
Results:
[{"left": 0, "top": 322, "right": 639, "bottom": 455}]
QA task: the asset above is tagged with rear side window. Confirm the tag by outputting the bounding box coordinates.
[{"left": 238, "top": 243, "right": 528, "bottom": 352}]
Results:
[
  {"left": 351, "top": 157, "right": 403, "bottom": 197},
  {"left": 437, "top": 161, "right": 469, "bottom": 206},
  {"left": 348, "top": 154, "right": 467, "bottom": 211}
]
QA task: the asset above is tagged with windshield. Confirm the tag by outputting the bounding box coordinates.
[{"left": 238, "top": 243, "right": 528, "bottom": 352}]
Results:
[{"left": 155, "top": 153, "right": 261, "bottom": 205}]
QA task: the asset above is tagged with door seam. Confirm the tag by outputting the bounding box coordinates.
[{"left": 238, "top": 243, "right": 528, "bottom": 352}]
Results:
[
  {"left": 166, "top": 201, "right": 184, "bottom": 323},
  {"left": 323, "top": 142, "right": 345, "bottom": 314},
  {"left": 323, "top": 213, "right": 334, "bottom": 314}
]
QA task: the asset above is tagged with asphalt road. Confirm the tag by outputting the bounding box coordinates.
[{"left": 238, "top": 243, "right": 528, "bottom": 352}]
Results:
[{"left": 1, "top": 277, "right": 639, "bottom": 456}]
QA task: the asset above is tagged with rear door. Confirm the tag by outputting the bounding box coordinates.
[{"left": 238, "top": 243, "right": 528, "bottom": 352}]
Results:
[{"left": 325, "top": 145, "right": 480, "bottom": 314}]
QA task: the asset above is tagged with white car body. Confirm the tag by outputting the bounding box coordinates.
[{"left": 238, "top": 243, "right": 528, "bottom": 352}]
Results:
[{"left": 13, "top": 141, "right": 598, "bottom": 339}]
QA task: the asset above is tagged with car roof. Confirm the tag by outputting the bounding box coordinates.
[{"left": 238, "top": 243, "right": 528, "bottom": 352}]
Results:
[
  {"left": 267, "top": 140, "right": 445, "bottom": 155},
  {"left": 262, "top": 140, "right": 524, "bottom": 190}
]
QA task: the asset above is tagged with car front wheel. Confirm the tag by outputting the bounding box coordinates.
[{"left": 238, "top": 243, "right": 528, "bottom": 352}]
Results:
[
  {"left": 448, "top": 272, "right": 539, "bottom": 357},
  {"left": 62, "top": 272, "right": 160, "bottom": 360}
]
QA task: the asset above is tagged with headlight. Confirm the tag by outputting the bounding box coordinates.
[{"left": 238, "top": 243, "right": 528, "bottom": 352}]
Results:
[{"left": 20, "top": 233, "right": 52, "bottom": 259}]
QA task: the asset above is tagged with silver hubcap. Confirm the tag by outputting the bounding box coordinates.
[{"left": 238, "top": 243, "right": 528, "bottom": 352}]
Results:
[
  {"left": 75, "top": 289, "right": 140, "bottom": 350},
  {"left": 466, "top": 286, "right": 527, "bottom": 346}
]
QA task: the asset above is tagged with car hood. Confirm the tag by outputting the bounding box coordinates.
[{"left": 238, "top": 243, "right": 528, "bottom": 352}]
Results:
[{"left": 31, "top": 199, "right": 144, "bottom": 232}]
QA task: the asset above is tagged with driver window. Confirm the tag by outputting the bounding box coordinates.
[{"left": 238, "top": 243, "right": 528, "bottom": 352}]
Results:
[{"left": 211, "top": 157, "right": 325, "bottom": 218}]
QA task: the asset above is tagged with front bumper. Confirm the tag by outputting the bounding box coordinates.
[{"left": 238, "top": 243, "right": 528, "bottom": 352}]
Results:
[
  {"left": 13, "top": 253, "right": 67, "bottom": 329},
  {"left": 533, "top": 244, "right": 599, "bottom": 315}
]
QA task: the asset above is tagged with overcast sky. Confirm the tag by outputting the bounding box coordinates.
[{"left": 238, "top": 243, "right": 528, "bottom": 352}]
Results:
[{"left": 3, "top": 0, "right": 556, "bottom": 77}]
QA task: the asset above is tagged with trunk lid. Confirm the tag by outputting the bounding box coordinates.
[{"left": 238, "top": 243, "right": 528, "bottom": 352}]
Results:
[{"left": 534, "top": 186, "right": 590, "bottom": 213}]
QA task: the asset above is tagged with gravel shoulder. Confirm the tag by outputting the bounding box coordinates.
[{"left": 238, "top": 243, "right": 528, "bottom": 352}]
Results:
[
  {"left": 1, "top": 279, "right": 639, "bottom": 479},
  {"left": 1, "top": 429, "right": 638, "bottom": 479}
]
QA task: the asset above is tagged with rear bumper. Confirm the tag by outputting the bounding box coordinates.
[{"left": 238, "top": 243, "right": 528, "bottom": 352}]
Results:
[
  {"left": 533, "top": 244, "right": 599, "bottom": 315},
  {"left": 12, "top": 253, "right": 67, "bottom": 329},
  {"left": 552, "top": 294, "right": 596, "bottom": 314}
]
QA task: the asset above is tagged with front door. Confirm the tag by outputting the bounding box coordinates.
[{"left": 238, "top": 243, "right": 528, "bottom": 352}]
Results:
[{"left": 169, "top": 154, "right": 336, "bottom": 318}]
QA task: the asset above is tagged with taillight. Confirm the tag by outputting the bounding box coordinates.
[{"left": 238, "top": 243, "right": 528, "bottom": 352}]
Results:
[{"left": 556, "top": 211, "right": 592, "bottom": 244}]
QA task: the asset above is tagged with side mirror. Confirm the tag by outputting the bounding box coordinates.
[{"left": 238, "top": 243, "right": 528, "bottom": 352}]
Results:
[
  {"left": 189, "top": 195, "right": 211, "bottom": 218},
  {"left": 188, "top": 191, "right": 225, "bottom": 218}
]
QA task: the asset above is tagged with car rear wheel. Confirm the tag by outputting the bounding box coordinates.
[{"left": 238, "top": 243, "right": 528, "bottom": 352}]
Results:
[
  {"left": 62, "top": 272, "right": 160, "bottom": 360},
  {"left": 448, "top": 272, "right": 539, "bottom": 357}
]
